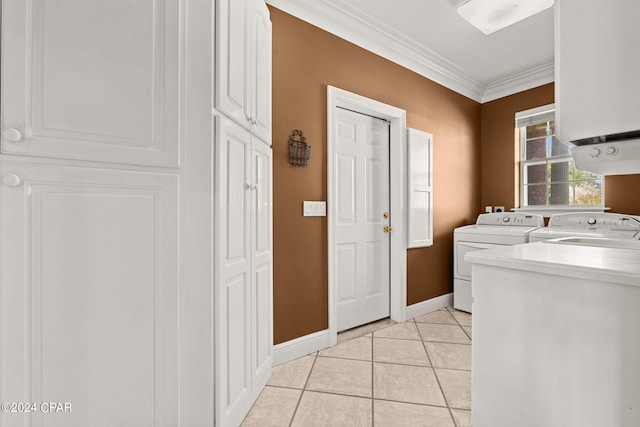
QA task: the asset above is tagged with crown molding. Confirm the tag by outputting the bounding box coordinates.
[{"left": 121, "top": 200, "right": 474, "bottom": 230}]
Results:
[
  {"left": 482, "top": 62, "right": 555, "bottom": 103},
  {"left": 266, "top": 0, "right": 554, "bottom": 103}
]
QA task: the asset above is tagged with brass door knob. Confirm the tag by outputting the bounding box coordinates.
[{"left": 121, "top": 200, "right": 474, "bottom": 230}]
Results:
[{"left": 384, "top": 226, "right": 392, "bottom": 233}]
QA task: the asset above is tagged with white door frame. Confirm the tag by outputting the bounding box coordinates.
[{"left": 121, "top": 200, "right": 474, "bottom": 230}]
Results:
[{"left": 327, "top": 85, "right": 407, "bottom": 346}]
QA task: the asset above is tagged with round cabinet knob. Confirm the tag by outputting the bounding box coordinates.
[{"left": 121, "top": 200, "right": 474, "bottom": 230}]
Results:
[
  {"left": 589, "top": 148, "right": 601, "bottom": 158},
  {"left": 587, "top": 217, "right": 597, "bottom": 225},
  {"left": 2, "top": 174, "right": 21, "bottom": 187},
  {"left": 502, "top": 216, "right": 510, "bottom": 223},
  {"left": 3, "top": 128, "right": 22, "bottom": 142},
  {"left": 605, "top": 146, "right": 618, "bottom": 156}
]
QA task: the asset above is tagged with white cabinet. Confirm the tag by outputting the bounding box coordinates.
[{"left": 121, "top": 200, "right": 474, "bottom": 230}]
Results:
[
  {"left": 217, "top": 0, "right": 272, "bottom": 143},
  {"left": 1, "top": 0, "right": 181, "bottom": 167},
  {"left": 215, "top": 116, "right": 273, "bottom": 426},
  {"left": 555, "top": 0, "right": 640, "bottom": 143},
  {"left": 0, "top": 162, "right": 180, "bottom": 426}
]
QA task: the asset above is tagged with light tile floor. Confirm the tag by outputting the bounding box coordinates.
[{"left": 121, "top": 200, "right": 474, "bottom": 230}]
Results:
[{"left": 242, "top": 306, "right": 472, "bottom": 427}]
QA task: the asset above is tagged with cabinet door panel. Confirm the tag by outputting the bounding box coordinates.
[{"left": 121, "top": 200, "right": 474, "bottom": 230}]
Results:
[
  {"left": 216, "top": 0, "right": 250, "bottom": 129},
  {"left": 251, "top": 140, "right": 272, "bottom": 386},
  {"left": 215, "top": 116, "right": 253, "bottom": 426},
  {"left": 0, "top": 163, "right": 179, "bottom": 426},
  {"left": 1, "top": 0, "right": 180, "bottom": 166},
  {"left": 250, "top": 0, "right": 272, "bottom": 143}
]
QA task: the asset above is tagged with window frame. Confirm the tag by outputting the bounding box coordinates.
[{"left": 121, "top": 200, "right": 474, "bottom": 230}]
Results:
[{"left": 517, "top": 103, "right": 605, "bottom": 210}]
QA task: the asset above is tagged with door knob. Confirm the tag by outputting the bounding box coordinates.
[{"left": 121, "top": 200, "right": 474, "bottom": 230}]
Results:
[
  {"left": 2, "top": 174, "right": 21, "bottom": 187},
  {"left": 3, "top": 128, "right": 22, "bottom": 142},
  {"left": 384, "top": 226, "right": 393, "bottom": 233},
  {"left": 383, "top": 212, "right": 389, "bottom": 219}
]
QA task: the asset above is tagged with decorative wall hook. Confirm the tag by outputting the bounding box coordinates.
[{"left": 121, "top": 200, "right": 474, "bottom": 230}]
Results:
[{"left": 288, "top": 129, "right": 311, "bottom": 167}]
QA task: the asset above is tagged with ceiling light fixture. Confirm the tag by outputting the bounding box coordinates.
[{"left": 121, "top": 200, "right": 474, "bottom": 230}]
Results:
[{"left": 457, "top": 0, "right": 554, "bottom": 35}]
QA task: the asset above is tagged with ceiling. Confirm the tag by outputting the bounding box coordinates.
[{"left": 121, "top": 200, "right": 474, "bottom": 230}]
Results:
[{"left": 266, "top": 0, "right": 555, "bottom": 103}]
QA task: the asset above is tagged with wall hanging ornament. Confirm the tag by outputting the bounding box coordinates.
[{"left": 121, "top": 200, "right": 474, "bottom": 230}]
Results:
[{"left": 288, "top": 129, "right": 311, "bottom": 167}]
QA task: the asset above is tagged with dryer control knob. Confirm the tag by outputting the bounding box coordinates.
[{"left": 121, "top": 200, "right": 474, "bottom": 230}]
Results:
[
  {"left": 589, "top": 148, "right": 601, "bottom": 158},
  {"left": 587, "top": 217, "right": 597, "bottom": 225},
  {"left": 605, "top": 146, "right": 618, "bottom": 156},
  {"left": 502, "top": 216, "right": 510, "bottom": 223}
]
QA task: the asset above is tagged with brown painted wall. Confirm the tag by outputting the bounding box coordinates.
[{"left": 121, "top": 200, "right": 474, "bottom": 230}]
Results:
[
  {"left": 480, "top": 84, "right": 555, "bottom": 211},
  {"left": 270, "top": 7, "right": 481, "bottom": 344},
  {"left": 479, "top": 84, "right": 640, "bottom": 215}
]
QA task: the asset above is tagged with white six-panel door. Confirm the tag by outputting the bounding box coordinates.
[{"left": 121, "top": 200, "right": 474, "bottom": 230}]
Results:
[{"left": 334, "top": 108, "right": 391, "bottom": 332}]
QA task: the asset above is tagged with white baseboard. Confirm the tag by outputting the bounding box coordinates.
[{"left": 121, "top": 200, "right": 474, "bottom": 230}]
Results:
[
  {"left": 273, "top": 329, "right": 331, "bottom": 366},
  {"left": 406, "top": 293, "right": 453, "bottom": 320}
]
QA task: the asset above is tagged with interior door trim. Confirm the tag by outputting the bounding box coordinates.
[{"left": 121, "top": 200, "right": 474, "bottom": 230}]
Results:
[{"left": 327, "top": 85, "right": 407, "bottom": 346}]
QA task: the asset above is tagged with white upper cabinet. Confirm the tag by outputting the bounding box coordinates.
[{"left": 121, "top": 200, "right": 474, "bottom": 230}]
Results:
[
  {"left": 217, "top": 0, "right": 272, "bottom": 143},
  {"left": 1, "top": 0, "right": 181, "bottom": 167},
  {"left": 555, "top": 0, "right": 640, "bottom": 143}
]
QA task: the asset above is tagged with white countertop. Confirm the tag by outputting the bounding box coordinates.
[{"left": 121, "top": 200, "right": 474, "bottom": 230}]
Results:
[{"left": 465, "top": 240, "right": 640, "bottom": 287}]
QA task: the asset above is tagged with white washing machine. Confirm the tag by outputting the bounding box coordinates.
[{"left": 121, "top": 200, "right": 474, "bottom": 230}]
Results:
[
  {"left": 453, "top": 212, "right": 544, "bottom": 313},
  {"left": 529, "top": 212, "right": 640, "bottom": 242}
]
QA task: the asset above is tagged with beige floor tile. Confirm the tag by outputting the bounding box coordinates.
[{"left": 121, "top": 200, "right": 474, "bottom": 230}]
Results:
[
  {"left": 291, "top": 391, "right": 372, "bottom": 427},
  {"left": 373, "top": 363, "right": 446, "bottom": 406},
  {"left": 373, "top": 321, "right": 421, "bottom": 340},
  {"left": 373, "top": 337, "right": 430, "bottom": 366},
  {"left": 319, "top": 336, "right": 372, "bottom": 361},
  {"left": 241, "top": 386, "right": 301, "bottom": 427},
  {"left": 462, "top": 326, "right": 472, "bottom": 340},
  {"left": 448, "top": 309, "right": 472, "bottom": 327},
  {"left": 268, "top": 355, "right": 315, "bottom": 389},
  {"left": 435, "top": 368, "right": 471, "bottom": 409},
  {"left": 306, "top": 357, "right": 372, "bottom": 397},
  {"left": 338, "top": 318, "right": 396, "bottom": 344},
  {"left": 414, "top": 309, "right": 457, "bottom": 325},
  {"left": 416, "top": 323, "right": 471, "bottom": 344},
  {"left": 425, "top": 342, "right": 471, "bottom": 371},
  {"left": 373, "top": 400, "right": 454, "bottom": 427},
  {"left": 450, "top": 409, "right": 472, "bottom": 427}
]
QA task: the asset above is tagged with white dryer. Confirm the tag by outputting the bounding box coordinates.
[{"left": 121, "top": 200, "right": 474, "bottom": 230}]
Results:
[
  {"left": 453, "top": 212, "right": 544, "bottom": 313},
  {"left": 529, "top": 212, "right": 640, "bottom": 242}
]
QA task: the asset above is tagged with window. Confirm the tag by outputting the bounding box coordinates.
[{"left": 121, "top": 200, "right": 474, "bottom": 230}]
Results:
[{"left": 517, "top": 104, "right": 604, "bottom": 208}]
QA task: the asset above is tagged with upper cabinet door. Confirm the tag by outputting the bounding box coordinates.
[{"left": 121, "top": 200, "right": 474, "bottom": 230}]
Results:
[
  {"left": 249, "top": 0, "right": 272, "bottom": 143},
  {"left": 1, "top": 0, "right": 181, "bottom": 167},
  {"left": 217, "top": 0, "right": 272, "bottom": 143},
  {"left": 216, "top": 0, "right": 250, "bottom": 128}
]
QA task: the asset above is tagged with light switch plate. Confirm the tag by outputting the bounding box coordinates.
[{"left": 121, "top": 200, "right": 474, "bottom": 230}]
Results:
[{"left": 303, "top": 201, "right": 326, "bottom": 217}]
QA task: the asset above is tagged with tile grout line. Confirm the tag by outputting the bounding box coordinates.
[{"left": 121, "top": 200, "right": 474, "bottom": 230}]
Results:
[
  {"left": 416, "top": 317, "right": 460, "bottom": 427},
  {"left": 287, "top": 352, "right": 319, "bottom": 427},
  {"left": 371, "top": 329, "right": 375, "bottom": 426}
]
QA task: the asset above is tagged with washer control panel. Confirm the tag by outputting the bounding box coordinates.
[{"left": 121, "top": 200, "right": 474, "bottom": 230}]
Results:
[
  {"left": 476, "top": 212, "right": 544, "bottom": 227},
  {"left": 548, "top": 213, "right": 640, "bottom": 231}
]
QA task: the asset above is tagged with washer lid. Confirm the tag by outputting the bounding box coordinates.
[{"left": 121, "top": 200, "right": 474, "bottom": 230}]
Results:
[{"left": 455, "top": 224, "right": 542, "bottom": 237}]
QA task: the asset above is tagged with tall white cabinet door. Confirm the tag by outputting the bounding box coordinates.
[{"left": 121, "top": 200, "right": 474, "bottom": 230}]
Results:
[
  {"left": 251, "top": 140, "right": 273, "bottom": 388},
  {"left": 0, "top": 162, "right": 179, "bottom": 426},
  {"left": 1, "top": 0, "right": 180, "bottom": 167},
  {"left": 249, "top": 0, "right": 273, "bottom": 143},
  {"left": 215, "top": 116, "right": 273, "bottom": 426},
  {"left": 215, "top": 116, "right": 253, "bottom": 427},
  {"left": 216, "top": 0, "right": 251, "bottom": 128}
]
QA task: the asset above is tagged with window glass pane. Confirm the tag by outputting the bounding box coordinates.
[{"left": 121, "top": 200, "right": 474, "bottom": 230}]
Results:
[
  {"left": 526, "top": 184, "right": 548, "bottom": 206},
  {"left": 550, "top": 136, "right": 570, "bottom": 156},
  {"left": 549, "top": 161, "right": 570, "bottom": 184},
  {"left": 526, "top": 122, "right": 549, "bottom": 139},
  {"left": 526, "top": 164, "right": 547, "bottom": 184},
  {"left": 525, "top": 137, "right": 547, "bottom": 160},
  {"left": 572, "top": 180, "right": 603, "bottom": 205},
  {"left": 550, "top": 182, "right": 570, "bottom": 205}
]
